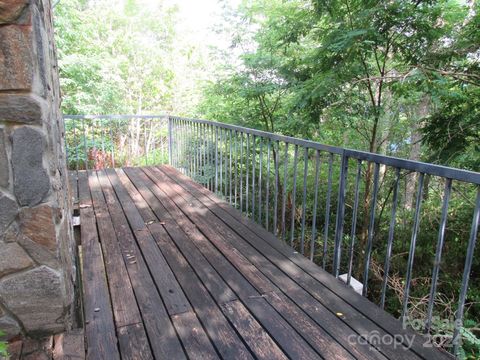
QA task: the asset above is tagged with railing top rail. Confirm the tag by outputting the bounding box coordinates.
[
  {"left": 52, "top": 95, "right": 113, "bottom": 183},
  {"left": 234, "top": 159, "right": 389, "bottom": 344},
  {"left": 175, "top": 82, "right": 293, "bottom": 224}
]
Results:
[
  {"left": 64, "top": 114, "right": 480, "bottom": 185},
  {"left": 64, "top": 114, "right": 168, "bottom": 119}
]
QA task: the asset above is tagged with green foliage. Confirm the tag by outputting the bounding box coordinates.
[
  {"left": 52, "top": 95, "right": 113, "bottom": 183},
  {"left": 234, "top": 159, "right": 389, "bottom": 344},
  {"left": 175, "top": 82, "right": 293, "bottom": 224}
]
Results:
[
  {"left": 54, "top": 0, "right": 210, "bottom": 116},
  {"left": 0, "top": 331, "right": 8, "bottom": 359},
  {"left": 199, "top": 0, "right": 478, "bottom": 171}
]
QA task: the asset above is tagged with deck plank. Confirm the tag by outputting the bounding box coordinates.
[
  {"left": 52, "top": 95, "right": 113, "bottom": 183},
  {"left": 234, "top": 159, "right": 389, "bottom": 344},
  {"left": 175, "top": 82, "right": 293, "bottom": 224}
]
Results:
[
  {"left": 87, "top": 171, "right": 153, "bottom": 359},
  {"left": 78, "top": 171, "right": 120, "bottom": 360},
  {"left": 117, "top": 324, "right": 153, "bottom": 360},
  {"left": 150, "top": 166, "right": 425, "bottom": 360},
  {"left": 158, "top": 165, "right": 453, "bottom": 360},
  {"left": 104, "top": 169, "right": 220, "bottom": 358},
  {"left": 222, "top": 300, "right": 289, "bottom": 360},
  {"left": 77, "top": 166, "right": 453, "bottom": 360},
  {"left": 96, "top": 170, "right": 187, "bottom": 360},
  {"left": 143, "top": 166, "right": 390, "bottom": 360},
  {"left": 102, "top": 169, "right": 191, "bottom": 317},
  {"left": 115, "top": 169, "right": 253, "bottom": 360},
  {"left": 127, "top": 167, "right": 335, "bottom": 360}
]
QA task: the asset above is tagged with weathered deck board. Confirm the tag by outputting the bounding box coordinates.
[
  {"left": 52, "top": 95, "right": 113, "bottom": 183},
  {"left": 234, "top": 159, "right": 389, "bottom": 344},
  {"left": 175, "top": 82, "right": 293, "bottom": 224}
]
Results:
[
  {"left": 143, "top": 166, "right": 387, "bottom": 360},
  {"left": 77, "top": 167, "right": 453, "bottom": 360},
  {"left": 133, "top": 166, "right": 357, "bottom": 360},
  {"left": 156, "top": 165, "right": 451, "bottom": 360},
  {"left": 87, "top": 171, "right": 152, "bottom": 359},
  {"left": 78, "top": 171, "right": 120, "bottom": 360},
  {"left": 115, "top": 169, "right": 252, "bottom": 360},
  {"left": 158, "top": 164, "right": 452, "bottom": 360},
  {"left": 97, "top": 170, "right": 187, "bottom": 360}
]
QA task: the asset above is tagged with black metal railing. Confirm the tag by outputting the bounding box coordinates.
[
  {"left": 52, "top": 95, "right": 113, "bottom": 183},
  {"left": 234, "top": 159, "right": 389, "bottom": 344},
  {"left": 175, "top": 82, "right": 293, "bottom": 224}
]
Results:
[{"left": 65, "top": 114, "right": 480, "bottom": 356}]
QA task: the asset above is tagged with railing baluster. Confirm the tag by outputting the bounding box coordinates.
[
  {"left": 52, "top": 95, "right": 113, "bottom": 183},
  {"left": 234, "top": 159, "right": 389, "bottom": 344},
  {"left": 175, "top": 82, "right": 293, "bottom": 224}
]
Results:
[
  {"left": 290, "top": 145, "right": 299, "bottom": 249},
  {"left": 173, "top": 119, "right": 178, "bottom": 168},
  {"left": 252, "top": 135, "right": 256, "bottom": 219},
  {"left": 193, "top": 122, "right": 198, "bottom": 179},
  {"left": 240, "top": 133, "right": 244, "bottom": 212},
  {"left": 347, "top": 160, "right": 363, "bottom": 284},
  {"left": 143, "top": 119, "right": 147, "bottom": 167},
  {"left": 197, "top": 122, "right": 201, "bottom": 179},
  {"left": 234, "top": 131, "right": 238, "bottom": 208},
  {"left": 109, "top": 120, "right": 115, "bottom": 169},
  {"left": 173, "top": 118, "right": 177, "bottom": 168},
  {"left": 310, "top": 150, "right": 321, "bottom": 261},
  {"left": 333, "top": 153, "right": 349, "bottom": 276},
  {"left": 379, "top": 167, "right": 400, "bottom": 305},
  {"left": 191, "top": 121, "right": 195, "bottom": 175},
  {"left": 65, "top": 120, "right": 70, "bottom": 169},
  {"left": 273, "top": 141, "right": 280, "bottom": 236},
  {"left": 258, "top": 138, "right": 263, "bottom": 224},
  {"left": 246, "top": 133, "right": 250, "bottom": 214},
  {"left": 323, "top": 154, "right": 334, "bottom": 269},
  {"left": 229, "top": 129, "right": 233, "bottom": 203},
  {"left": 266, "top": 139, "right": 271, "bottom": 231},
  {"left": 452, "top": 187, "right": 480, "bottom": 355},
  {"left": 362, "top": 163, "right": 381, "bottom": 296},
  {"left": 151, "top": 119, "right": 155, "bottom": 167},
  {"left": 215, "top": 127, "right": 219, "bottom": 192},
  {"left": 99, "top": 119, "right": 104, "bottom": 168},
  {"left": 219, "top": 128, "right": 224, "bottom": 196},
  {"left": 401, "top": 172, "right": 425, "bottom": 319},
  {"left": 281, "top": 142, "right": 289, "bottom": 241},
  {"left": 203, "top": 123, "right": 207, "bottom": 188},
  {"left": 425, "top": 178, "right": 452, "bottom": 331},
  {"left": 205, "top": 123, "right": 208, "bottom": 187},
  {"left": 300, "top": 147, "right": 309, "bottom": 255},
  {"left": 92, "top": 118, "right": 97, "bottom": 169}
]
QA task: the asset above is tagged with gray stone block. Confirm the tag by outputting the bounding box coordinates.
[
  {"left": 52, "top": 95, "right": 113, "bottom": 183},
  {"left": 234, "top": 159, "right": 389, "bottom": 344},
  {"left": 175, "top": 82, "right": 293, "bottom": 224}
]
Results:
[
  {"left": 12, "top": 126, "right": 50, "bottom": 206},
  {"left": 0, "top": 93, "right": 46, "bottom": 124},
  {"left": 0, "top": 128, "right": 8, "bottom": 188},
  {"left": 0, "top": 266, "right": 65, "bottom": 333},
  {"left": 0, "top": 192, "right": 18, "bottom": 232},
  {"left": 0, "top": 242, "right": 33, "bottom": 277}
]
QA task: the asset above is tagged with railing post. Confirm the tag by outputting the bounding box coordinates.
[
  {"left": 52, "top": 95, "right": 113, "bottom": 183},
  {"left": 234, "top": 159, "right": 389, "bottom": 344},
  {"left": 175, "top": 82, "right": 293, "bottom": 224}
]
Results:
[
  {"left": 215, "top": 127, "right": 219, "bottom": 193},
  {"left": 333, "top": 151, "right": 349, "bottom": 277},
  {"left": 167, "top": 115, "right": 173, "bottom": 166}
]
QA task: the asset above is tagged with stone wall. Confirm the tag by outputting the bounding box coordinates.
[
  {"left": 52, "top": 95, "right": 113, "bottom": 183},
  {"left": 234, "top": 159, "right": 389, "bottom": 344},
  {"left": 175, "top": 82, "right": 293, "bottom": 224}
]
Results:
[{"left": 0, "top": 0, "right": 75, "bottom": 337}]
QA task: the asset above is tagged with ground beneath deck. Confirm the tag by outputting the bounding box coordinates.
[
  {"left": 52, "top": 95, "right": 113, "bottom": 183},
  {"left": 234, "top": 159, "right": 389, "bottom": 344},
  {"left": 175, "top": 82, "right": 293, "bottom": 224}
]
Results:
[{"left": 73, "top": 165, "right": 451, "bottom": 360}]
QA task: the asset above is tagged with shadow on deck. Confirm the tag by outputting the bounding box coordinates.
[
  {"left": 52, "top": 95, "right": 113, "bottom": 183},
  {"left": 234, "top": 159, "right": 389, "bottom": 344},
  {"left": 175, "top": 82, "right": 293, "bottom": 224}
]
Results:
[{"left": 71, "top": 165, "right": 452, "bottom": 360}]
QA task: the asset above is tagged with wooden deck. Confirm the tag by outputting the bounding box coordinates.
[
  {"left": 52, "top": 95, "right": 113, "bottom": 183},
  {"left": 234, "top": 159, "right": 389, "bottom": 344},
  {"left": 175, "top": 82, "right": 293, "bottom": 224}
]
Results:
[{"left": 73, "top": 166, "right": 452, "bottom": 360}]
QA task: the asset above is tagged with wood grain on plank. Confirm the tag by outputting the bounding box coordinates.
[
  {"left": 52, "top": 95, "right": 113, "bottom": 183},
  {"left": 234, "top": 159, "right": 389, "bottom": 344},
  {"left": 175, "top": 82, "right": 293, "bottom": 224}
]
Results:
[
  {"left": 135, "top": 167, "right": 322, "bottom": 360},
  {"left": 156, "top": 166, "right": 425, "bottom": 360},
  {"left": 116, "top": 171, "right": 253, "bottom": 359},
  {"left": 117, "top": 323, "right": 154, "bottom": 360},
  {"left": 97, "top": 170, "right": 187, "bottom": 360},
  {"left": 222, "top": 300, "right": 288, "bottom": 360},
  {"left": 103, "top": 169, "right": 191, "bottom": 316},
  {"left": 78, "top": 171, "right": 120, "bottom": 360},
  {"left": 159, "top": 165, "right": 453, "bottom": 360}
]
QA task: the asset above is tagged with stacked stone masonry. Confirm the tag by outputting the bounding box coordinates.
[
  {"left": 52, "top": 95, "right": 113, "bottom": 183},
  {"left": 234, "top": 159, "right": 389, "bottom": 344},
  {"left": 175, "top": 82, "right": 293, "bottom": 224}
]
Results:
[{"left": 0, "top": 0, "right": 75, "bottom": 338}]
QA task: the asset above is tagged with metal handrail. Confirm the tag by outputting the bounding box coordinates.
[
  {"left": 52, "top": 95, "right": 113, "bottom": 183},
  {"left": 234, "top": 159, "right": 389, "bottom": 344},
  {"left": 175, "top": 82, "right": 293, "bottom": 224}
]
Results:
[
  {"left": 64, "top": 114, "right": 480, "bottom": 356},
  {"left": 169, "top": 115, "right": 480, "bottom": 184}
]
